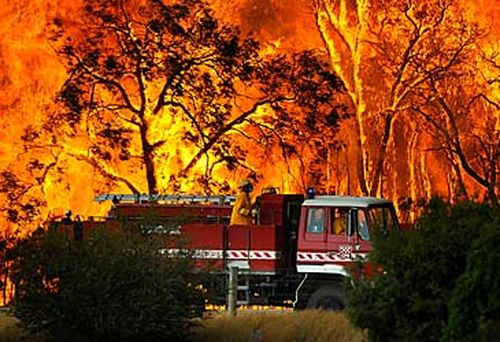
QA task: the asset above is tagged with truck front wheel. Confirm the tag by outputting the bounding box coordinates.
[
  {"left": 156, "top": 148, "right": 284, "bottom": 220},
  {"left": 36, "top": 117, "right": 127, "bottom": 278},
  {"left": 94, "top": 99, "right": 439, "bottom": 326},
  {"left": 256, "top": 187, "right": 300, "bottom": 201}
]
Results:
[{"left": 306, "top": 286, "right": 347, "bottom": 311}]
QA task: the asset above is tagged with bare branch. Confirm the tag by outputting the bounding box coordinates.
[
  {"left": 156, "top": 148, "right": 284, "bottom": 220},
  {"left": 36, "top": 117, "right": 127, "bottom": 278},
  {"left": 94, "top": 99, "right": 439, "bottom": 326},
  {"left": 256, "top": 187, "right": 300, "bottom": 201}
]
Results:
[
  {"left": 181, "top": 97, "right": 293, "bottom": 175},
  {"left": 90, "top": 104, "right": 140, "bottom": 126},
  {"left": 429, "top": 82, "right": 490, "bottom": 189},
  {"left": 69, "top": 52, "right": 140, "bottom": 114},
  {"left": 163, "top": 100, "right": 208, "bottom": 144},
  {"left": 150, "top": 140, "right": 166, "bottom": 151},
  {"left": 466, "top": 93, "right": 500, "bottom": 110},
  {"left": 153, "top": 53, "right": 217, "bottom": 115},
  {"left": 68, "top": 153, "right": 141, "bottom": 194}
]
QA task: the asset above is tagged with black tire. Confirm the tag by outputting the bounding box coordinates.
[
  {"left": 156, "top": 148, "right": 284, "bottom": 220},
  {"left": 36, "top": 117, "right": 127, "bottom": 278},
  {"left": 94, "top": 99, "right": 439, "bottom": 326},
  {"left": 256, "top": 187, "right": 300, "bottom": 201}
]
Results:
[{"left": 306, "top": 286, "right": 347, "bottom": 311}]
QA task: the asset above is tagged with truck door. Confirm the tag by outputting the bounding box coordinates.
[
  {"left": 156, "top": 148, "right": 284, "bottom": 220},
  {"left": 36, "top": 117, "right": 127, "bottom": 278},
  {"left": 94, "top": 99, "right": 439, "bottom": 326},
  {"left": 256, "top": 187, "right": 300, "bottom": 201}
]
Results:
[
  {"left": 326, "top": 207, "right": 352, "bottom": 259},
  {"left": 285, "top": 198, "right": 303, "bottom": 268},
  {"left": 302, "top": 207, "right": 328, "bottom": 250},
  {"left": 352, "top": 208, "right": 371, "bottom": 255},
  {"left": 353, "top": 205, "right": 399, "bottom": 256},
  {"left": 296, "top": 206, "right": 328, "bottom": 270}
]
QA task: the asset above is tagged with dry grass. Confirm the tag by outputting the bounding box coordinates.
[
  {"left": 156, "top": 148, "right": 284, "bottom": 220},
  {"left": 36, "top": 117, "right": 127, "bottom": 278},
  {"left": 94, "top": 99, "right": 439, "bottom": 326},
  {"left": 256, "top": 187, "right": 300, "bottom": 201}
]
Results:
[
  {"left": 0, "top": 310, "right": 44, "bottom": 342},
  {"left": 1, "top": 308, "right": 365, "bottom": 342},
  {"left": 192, "top": 309, "right": 366, "bottom": 342}
]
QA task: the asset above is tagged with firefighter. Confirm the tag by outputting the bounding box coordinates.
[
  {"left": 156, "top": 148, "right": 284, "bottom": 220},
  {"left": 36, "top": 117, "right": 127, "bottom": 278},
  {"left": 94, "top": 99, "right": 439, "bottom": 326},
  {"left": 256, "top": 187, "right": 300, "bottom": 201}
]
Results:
[
  {"left": 62, "top": 209, "right": 72, "bottom": 224},
  {"left": 72, "top": 215, "right": 84, "bottom": 241},
  {"left": 333, "top": 208, "right": 348, "bottom": 235},
  {"left": 230, "top": 178, "right": 253, "bottom": 225}
]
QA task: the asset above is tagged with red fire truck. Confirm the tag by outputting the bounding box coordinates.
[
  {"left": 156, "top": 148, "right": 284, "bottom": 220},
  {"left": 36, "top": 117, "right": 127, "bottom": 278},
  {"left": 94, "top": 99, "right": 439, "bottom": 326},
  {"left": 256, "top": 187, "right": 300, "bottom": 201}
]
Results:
[{"left": 55, "top": 189, "right": 400, "bottom": 310}]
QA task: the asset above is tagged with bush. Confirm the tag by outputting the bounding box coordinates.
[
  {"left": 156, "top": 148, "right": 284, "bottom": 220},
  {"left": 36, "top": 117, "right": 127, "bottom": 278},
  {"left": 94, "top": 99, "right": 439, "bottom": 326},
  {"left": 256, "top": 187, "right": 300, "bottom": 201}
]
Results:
[
  {"left": 346, "top": 198, "right": 496, "bottom": 342},
  {"left": 9, "top": 227, "right": 205, "bottom": 341},
  {"left": 444, "top": 207, "right": 500, "bottom": 341}
]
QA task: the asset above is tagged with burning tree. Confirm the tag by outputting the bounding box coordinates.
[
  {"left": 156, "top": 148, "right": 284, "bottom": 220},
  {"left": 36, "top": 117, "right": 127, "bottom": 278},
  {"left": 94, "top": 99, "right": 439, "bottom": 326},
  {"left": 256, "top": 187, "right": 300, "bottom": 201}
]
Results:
[
  {"left": 314, "top": 0, "right": 499, "bottom": 203},
  {"left": 0, "top": 170, "right": 46, "bottom": 228},
  {"left": 411, "top": 46, "right": 499, "bottom": 203},
  {"left": 20, "top": 0, "right": 347, "bottom": 195}
]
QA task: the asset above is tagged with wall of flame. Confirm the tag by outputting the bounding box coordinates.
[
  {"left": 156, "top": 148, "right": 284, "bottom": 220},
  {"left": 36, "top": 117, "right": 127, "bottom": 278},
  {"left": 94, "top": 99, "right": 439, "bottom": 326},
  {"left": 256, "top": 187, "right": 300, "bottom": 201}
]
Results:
[{"left": 0, "top": 0, "right": 498, "bottom": 231}]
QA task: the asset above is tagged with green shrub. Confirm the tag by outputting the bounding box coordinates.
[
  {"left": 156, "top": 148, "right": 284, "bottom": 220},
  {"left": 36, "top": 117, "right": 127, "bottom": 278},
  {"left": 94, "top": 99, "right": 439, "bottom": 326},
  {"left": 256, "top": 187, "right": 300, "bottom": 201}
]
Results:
[
  {"left": 347, "top": 198, "right": 496, "bottom": 342},
  {"left": 444, "top": 207, "right": 500, "bottom": 341},
  {"left": 9, "top": 227, "right": 205, "bottom": 341}
]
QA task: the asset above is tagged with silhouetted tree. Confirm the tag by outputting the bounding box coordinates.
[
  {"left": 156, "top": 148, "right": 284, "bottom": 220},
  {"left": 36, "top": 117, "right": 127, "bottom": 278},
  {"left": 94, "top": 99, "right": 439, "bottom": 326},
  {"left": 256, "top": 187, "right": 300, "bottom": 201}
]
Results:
[{"left": 33, "top": 0, "right": 346, "bottom": 194}]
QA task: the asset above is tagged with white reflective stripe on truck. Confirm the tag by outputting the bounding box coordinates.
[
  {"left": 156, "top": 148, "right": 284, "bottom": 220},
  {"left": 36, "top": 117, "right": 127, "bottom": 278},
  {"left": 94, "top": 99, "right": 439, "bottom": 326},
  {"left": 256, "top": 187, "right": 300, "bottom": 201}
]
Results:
[{"left": 296, "top": 264, "right": 348, "bottom": 276}]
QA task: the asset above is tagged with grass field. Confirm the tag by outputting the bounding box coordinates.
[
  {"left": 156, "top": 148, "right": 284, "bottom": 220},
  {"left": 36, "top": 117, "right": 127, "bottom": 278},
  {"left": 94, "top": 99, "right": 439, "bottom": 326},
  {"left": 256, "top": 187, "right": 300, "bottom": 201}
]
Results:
[
  {"left": 0, "top": 308, "right": 365, "bottom": 342},
  {"left": 192, "top": 309, "right": 366, "bottom": 342}
]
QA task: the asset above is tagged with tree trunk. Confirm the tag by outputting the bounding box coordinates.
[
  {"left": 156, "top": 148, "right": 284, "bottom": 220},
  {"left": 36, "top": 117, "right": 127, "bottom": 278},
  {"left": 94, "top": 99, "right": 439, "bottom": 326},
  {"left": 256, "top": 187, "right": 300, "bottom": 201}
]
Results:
[
  {"left": 408, "top": 128, "right": 420, "bottom": 223},
  {"left": 450, "top": 158, "right": 468, "bottom": 201},
  {"left": 369, "top": 113, "right": 395, "bottom": 197},
  {"left": 487, "top": 185, "right": 498, "bottom": 205},
  {"left": 140, "top": 124, "right": 157, "bottom": 194},
  {"left": 351, "top": 107, "right": 369, "bottom": 196}
]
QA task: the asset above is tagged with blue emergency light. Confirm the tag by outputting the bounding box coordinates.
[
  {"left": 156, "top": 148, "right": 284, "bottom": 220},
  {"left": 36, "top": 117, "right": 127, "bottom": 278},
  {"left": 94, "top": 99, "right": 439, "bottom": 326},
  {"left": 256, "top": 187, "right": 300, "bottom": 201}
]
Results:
[{"left": 306, "top": 187, "right": 315, "bottom": 199}]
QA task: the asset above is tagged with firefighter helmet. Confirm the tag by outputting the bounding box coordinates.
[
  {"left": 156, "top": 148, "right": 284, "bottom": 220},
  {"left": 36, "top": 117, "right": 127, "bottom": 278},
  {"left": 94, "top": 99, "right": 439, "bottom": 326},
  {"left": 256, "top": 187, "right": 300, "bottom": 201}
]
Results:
[{"left": 238, "top": 179, "right": 251, "bottom": 188}]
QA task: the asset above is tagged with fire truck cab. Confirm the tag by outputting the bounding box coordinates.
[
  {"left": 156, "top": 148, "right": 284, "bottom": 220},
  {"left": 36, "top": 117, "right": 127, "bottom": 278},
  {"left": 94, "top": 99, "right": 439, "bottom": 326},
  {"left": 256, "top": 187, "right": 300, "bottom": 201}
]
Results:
[{"left": 294, "top": 195, "right": 399, "bottom": 309}]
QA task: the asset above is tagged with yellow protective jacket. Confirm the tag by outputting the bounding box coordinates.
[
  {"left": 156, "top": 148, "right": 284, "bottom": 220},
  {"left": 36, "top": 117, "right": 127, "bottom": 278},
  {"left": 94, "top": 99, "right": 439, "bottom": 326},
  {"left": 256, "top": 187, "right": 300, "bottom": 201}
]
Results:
[{"left": 230, "top": 191, "right": 252, "bottom": 225}]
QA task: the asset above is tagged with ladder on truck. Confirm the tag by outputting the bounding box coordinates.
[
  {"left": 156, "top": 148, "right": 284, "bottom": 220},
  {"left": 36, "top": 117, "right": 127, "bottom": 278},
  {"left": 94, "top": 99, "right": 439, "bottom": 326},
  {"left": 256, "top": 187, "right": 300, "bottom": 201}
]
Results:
[
  {"left": 237, "top": 273, "right": 251, "bottom": 306},
  {"left": 94, "top": 193, "right": 236, "bottom": 205}
]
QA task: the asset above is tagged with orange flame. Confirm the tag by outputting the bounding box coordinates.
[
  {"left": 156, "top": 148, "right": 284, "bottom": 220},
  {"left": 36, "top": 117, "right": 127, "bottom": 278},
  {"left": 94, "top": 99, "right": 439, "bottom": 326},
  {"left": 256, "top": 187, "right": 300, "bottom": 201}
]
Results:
[{"left": 0, "top": 0, "right": 498, "bottom": 236}]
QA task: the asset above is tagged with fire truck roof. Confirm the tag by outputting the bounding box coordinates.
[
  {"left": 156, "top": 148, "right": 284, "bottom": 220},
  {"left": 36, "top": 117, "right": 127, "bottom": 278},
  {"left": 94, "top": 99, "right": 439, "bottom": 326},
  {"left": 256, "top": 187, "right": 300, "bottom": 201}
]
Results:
[{"left": 302, "top": 195, "right": 392, "bottom": 208}]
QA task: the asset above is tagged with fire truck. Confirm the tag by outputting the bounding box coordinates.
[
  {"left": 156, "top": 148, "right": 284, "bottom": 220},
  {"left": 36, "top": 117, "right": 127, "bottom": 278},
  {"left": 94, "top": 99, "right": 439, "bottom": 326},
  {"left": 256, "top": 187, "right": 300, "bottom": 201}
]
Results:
[{"left": 55, "top": 189, "right": 400, "bottom": 310}]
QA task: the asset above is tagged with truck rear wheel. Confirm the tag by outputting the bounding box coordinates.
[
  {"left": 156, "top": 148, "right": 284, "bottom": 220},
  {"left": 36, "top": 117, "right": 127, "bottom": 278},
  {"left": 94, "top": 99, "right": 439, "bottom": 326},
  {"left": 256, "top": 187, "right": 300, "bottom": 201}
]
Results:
[{"left": 306, "top": 286, "right": 347, "bottom": 311}]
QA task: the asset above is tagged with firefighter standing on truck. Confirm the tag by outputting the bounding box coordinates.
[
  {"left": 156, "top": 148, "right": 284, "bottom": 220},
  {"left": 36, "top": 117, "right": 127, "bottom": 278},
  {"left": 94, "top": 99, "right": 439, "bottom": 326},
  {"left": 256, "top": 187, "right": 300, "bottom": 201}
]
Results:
[{"left": 230, "top": 179, "right": 253, "bottom": 225}]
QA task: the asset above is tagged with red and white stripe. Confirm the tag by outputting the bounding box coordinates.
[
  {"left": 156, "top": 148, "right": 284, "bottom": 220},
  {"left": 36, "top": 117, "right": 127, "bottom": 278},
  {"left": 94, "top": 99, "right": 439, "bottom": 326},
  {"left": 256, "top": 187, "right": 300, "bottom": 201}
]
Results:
[
  {"left": 249, "top": 250, "right": 279, "bottom": 260},
  {"left": 296, "top": 251, "right": 367, "bottom": 262},
  {"left": 163, "top": 249, "right": 280, "bottom": 260},
  {"left": 226, "top": 250, "right": 249, "bottom": 259}
]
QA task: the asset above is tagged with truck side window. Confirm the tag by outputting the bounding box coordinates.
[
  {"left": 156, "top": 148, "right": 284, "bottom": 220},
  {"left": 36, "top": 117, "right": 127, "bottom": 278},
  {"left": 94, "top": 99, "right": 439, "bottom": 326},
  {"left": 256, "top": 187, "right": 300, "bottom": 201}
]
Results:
[
  {"left": 332, "top": 207, "right": 348, "bottom": 235},
  {"left": 306, "top": 208, "right": 325, "bottom": 233},
  {"left": 358, "top": 210, "right": 369, "bottom": 241}
]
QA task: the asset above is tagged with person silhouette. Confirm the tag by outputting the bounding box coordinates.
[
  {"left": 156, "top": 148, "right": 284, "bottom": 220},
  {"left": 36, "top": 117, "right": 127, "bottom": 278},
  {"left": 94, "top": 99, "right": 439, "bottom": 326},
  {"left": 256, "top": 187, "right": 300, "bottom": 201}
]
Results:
[
  {"left": 62, "top": 209, "right": 72, "bottom": 224},
  {"left": 333, "top": 208, "right": 348, "bottom": 235},
  {"left": 73, "top": 215, "right": 83, "bottom": 241},
  {"left": 308, "top": 208, "right": 325, "bottom": 233}
]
